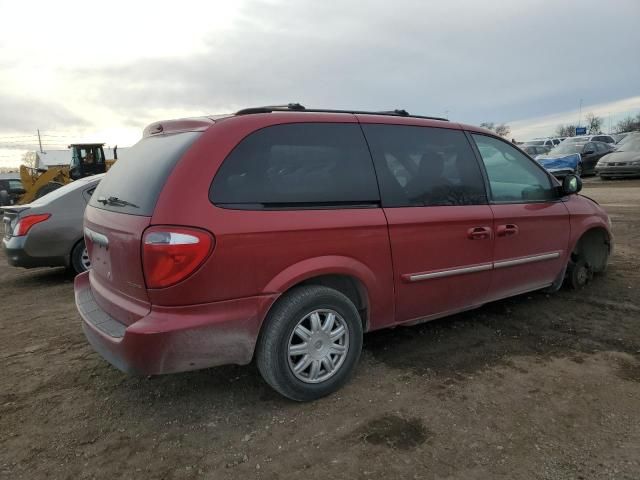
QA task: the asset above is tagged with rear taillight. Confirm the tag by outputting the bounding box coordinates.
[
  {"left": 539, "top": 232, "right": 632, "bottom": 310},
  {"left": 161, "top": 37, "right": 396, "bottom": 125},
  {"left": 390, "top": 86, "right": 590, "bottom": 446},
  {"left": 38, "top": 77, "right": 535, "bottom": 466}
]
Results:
[
  {"left": 142, "top": 227, "right": 214, "bottom": 289},
  {"left": 14, "top": 214, "right": 51, "bottom": 236}
]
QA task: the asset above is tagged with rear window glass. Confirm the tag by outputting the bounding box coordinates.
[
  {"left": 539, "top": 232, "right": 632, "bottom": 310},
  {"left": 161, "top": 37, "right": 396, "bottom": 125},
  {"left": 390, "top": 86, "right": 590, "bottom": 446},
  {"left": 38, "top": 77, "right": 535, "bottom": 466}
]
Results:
[
  {"left": 210, "top": 123, "right": 379, "bottom": 208},
  {"left": 90, "top": 132, "right": 201, "bottom": 215},
  {"left": 31, "top": 174, "right": 102, "bottom": 206}
]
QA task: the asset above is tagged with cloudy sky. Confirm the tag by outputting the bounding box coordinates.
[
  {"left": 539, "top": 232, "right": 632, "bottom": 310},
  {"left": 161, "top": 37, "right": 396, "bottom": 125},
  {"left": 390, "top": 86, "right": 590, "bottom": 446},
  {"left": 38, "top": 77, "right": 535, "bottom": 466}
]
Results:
[{"left": 1, "top": 0, "right": 639, "bottom": 167}]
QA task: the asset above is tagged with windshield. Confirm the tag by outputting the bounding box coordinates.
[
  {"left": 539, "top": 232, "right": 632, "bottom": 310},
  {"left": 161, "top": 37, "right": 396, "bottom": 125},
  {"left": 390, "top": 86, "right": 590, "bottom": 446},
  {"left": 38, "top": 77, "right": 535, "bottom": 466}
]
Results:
[
  {"left": 8, "top": 180, "right": 23, "bottom": 190},
  {"left": 616, "top": 133, "right": 640, "bottom": 148},
  {"left": 549, "top": 142, "right": 584, "bottom": 155},
  {"left": 616, "top": 135, "right": 640, "bottom": 152}
]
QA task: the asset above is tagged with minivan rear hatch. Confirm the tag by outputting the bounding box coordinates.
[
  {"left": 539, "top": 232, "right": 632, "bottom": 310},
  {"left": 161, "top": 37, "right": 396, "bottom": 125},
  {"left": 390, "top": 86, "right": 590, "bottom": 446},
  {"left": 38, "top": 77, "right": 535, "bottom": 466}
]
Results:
[{"left": 85, "top": 124, "right": 208, "bottom": 325}]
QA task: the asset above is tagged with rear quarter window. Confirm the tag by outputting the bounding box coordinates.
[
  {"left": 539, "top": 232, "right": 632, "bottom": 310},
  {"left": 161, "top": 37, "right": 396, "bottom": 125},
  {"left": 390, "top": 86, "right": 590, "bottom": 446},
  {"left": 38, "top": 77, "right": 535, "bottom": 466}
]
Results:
[
  {"left": 90, "top": 132, "right": 201, "bottom": 215},
  {"left": 209, "top": 123, "right": 379, "bottom": 209}
]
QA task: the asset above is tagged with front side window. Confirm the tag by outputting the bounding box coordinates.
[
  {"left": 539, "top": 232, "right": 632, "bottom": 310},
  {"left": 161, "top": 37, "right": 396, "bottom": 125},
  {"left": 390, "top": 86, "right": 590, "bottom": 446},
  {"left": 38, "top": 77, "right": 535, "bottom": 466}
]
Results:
[
  {"left": 472, "top": 134, "right": 555, "bottom": 203},
  {"left": 361, "top": 125, "right": 487, "bottom": 207},
  {"left": 210, "top": 123, "right": 379, "bottom": 208}
]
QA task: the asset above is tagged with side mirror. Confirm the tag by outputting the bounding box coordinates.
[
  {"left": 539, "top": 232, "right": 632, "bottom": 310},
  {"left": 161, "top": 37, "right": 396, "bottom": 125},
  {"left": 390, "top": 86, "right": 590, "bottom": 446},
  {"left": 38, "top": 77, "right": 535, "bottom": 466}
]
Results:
[{"left": 562, "top": 174, "right": 582, "bottom": 195}]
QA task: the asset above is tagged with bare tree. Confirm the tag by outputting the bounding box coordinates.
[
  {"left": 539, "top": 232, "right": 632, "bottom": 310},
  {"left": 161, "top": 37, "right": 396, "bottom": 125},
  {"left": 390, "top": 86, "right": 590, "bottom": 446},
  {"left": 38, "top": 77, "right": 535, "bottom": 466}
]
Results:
[
  {"left": 585, "top": 112, "right": 603, "bottom": 134},
  {"left": 494, "top": 123, "right": 511, "bottom": 138},
  {"left": 615, "top": 114, "right": 640, "bottom": 133},
  {"left": 21, "top": 151, "right": 38, "bottom": 169},
  {"left": 555, "top": 124, "right": 577, "bottom": 137},
  {"left": 479, "top": 122, "right": 511, "bottom": 138}
]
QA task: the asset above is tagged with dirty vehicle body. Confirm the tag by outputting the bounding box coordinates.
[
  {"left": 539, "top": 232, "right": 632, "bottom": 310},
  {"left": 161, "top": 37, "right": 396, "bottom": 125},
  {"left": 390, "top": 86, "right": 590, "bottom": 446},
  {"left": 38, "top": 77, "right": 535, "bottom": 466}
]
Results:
[
  {"left": 75, "top": 106, "right": 612, "bottom": 401},
  {"left": 19, "top": 144, "right": 115, "bottom": 204},
  {"left": 536, "top": 141, "right": 613, "bottom": 177},
  {"left": 596, "top": 134, "right": 640, "bottom": 179},
  {"left": 3, "top": 175, "right": 102, "bottom": 274}
]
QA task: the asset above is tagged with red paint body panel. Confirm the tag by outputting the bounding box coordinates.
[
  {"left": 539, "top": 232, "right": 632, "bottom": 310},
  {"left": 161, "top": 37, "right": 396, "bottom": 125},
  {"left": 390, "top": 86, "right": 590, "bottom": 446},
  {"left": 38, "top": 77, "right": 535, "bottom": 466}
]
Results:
[
  {"left": 75, "top": 111, "right": 613, "bottom": 378},
  {"left": 487, "top": 201, "right": 570, "bottom": 300},
  {"left": 563, "top": 195, "right": 612, "bottom": 252},
  {"left": 84, "top": 206, "right": 151, "bottom": 325},
  {"left": 384, "top": 205, "right": 494, "bottom": 323},
  {"left": 76, "top": 271, "right": 276, "bottom": 373}
]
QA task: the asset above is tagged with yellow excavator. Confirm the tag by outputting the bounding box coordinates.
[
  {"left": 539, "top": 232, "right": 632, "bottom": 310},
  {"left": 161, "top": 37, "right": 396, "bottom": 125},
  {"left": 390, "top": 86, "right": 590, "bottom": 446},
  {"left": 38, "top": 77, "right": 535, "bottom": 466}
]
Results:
[{"left": 18, "top": 143, "right": 117, "bottom": 204}]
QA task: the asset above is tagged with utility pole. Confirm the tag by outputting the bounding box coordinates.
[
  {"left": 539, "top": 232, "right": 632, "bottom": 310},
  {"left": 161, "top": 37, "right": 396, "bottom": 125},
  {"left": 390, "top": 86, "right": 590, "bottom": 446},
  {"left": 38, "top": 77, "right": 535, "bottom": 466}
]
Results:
[
  {"left": 577, "top": 99, "right": 583, "bottom": 127},
  {"left": 37, "top": 129, "right": 43, "bottom": 153}
]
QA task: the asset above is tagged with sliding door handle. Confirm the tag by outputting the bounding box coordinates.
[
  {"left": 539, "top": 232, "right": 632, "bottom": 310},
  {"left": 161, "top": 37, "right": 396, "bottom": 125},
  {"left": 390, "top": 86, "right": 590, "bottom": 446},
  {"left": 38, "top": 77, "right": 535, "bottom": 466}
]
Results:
[
  {"left": 467, "top": 226, "right": 492, "bottom": 240},
  {"left": 497, "top": 224, "right": 519, "bottom": 237}
]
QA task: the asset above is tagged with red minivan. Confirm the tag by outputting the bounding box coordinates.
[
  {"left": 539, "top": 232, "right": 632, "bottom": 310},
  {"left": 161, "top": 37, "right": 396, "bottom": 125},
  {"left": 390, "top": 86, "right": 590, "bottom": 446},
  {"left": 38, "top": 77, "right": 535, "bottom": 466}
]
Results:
[{"left": 75, "top": 105, "right": 612, "bottom": 401}]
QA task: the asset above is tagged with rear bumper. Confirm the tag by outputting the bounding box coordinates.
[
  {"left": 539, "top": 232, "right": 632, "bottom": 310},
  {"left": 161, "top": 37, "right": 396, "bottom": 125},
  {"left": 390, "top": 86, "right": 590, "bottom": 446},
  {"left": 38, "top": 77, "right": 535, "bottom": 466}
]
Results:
[
  {"left": 75, "top": 271, "right": 278, "bottom": 375},
  {"left": 2, "top": 235, "right": 67, "bottom": 268}
]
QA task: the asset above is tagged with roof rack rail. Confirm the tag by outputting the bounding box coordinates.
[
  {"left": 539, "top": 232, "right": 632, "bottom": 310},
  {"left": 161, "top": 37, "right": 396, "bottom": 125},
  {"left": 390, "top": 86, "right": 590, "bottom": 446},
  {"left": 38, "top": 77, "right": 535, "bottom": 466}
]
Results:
[{"left": 235, "top": 104, "right": 448, "bottom": 121}]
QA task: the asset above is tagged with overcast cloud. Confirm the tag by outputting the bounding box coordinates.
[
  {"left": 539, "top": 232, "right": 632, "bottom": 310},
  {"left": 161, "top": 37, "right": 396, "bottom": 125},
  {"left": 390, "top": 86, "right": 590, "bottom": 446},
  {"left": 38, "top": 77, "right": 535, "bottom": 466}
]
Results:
[{"left": 1, "top": 0, "right": 639, "bottom": 166}]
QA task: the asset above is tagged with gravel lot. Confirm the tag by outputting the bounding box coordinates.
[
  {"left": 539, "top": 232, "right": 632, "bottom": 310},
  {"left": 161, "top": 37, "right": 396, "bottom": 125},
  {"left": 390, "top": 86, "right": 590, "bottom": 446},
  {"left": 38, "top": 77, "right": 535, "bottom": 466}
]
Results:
[{"left": 1, "top": 179, "right": 639, "bottom": 480}]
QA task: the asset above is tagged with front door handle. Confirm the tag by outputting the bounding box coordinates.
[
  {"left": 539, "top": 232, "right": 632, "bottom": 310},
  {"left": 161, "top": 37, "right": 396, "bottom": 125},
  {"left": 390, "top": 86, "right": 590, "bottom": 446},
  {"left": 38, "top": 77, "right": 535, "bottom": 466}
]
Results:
[
  {"left": 467, "top": 226, "right": 492, "bottom": 240},
  {"left": 497, "top": 224, "right": 519, "bottom": 237}
]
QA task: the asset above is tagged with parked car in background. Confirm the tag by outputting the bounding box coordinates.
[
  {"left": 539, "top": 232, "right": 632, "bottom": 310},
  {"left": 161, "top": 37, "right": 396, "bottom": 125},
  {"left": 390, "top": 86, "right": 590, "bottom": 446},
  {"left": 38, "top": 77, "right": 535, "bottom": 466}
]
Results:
[
  {"left": 0, "top": 173, "right": 25, "bottom": 206},
  {"left": 523, "top": 145, "right": 551, "bottom": 157},
  {"left": 596, "top": 133, "right": 640, "bottom": 179},
  {"left": 523, "top": 138, "right": 560, "bottom": 148},
  {"left": 74, "top": 106, "right": 612, "bottom": 401},
  {"left": 2, "top": 174, "right": 102, "bottom": 274},
  {"left": 564, "top": 135, "right": 616, "bottom": 145},
  {"left": 535, "top": 141, "right": 613, "bottom": 177}
]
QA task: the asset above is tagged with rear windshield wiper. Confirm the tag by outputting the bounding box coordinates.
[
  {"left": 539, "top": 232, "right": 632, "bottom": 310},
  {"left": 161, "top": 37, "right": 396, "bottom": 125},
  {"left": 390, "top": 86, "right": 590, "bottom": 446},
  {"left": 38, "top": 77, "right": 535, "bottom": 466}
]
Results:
[{"left": 97, "top": 196, "right": 139, "bottom": 208}]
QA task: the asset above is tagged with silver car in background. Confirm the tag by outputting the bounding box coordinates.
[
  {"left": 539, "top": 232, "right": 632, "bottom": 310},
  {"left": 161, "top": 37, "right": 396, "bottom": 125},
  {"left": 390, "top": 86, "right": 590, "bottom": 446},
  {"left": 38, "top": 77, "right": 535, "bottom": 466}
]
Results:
[{"left": 2, "top": 175, "right": 103, "bottom": 274}]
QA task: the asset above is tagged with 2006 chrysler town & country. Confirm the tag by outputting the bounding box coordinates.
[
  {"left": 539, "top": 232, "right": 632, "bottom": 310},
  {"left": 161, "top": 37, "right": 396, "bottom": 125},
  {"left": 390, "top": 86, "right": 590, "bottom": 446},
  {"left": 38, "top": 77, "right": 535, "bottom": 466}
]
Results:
[{"left": 75, "top": 105, "right": 612, "bottom": 401}]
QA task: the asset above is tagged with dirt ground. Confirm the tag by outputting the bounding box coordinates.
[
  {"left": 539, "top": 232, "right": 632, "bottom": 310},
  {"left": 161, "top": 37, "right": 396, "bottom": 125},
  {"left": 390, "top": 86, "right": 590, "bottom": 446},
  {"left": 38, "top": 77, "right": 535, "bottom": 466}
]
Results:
[{"left": 1, "top": 179, "right": 639, "bottom": 480}]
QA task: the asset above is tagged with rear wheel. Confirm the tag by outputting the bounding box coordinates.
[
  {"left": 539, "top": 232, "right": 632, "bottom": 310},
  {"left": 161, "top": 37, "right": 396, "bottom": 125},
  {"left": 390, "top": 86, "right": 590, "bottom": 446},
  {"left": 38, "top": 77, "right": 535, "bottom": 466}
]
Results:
[
  {"left": 70, "top": 240, "right": 90, "bottom": 274},
  {"left": 256, "top": 285, "right": 363, "bottom": 401}
]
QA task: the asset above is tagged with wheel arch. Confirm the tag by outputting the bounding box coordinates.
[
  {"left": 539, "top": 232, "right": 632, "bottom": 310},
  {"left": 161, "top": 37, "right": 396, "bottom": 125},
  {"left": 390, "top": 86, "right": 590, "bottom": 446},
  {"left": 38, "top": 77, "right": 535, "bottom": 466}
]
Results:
[
  {"left": 261, "top": 256, "right": 378, "bottom": 333},
  {"left": 570, "top": 226, "right": 611, "bottom": 273}
]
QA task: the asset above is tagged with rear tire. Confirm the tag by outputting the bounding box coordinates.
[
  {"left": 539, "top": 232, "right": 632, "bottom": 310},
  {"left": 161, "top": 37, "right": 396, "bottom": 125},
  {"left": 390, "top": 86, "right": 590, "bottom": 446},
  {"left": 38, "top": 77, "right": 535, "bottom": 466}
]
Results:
[
  {"left": 70, "top": 240, "right": 90, "bottom": 274},
  {"left": 256, "top": 285, "right": 363, "bottom": 402}
]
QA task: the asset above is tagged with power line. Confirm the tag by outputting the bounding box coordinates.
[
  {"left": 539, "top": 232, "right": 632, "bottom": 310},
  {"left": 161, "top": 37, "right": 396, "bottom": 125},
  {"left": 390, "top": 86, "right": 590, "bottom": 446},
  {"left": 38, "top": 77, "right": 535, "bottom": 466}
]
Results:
[{"left": 0, "top": 134, "right": 38, "bottom": 140}]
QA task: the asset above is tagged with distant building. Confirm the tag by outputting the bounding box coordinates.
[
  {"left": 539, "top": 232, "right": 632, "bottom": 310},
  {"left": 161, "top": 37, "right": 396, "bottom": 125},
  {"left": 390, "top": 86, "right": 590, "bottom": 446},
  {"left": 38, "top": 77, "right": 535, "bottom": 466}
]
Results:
[{"left": 35, "top": 147, "right": 126, "bottom": 169}]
